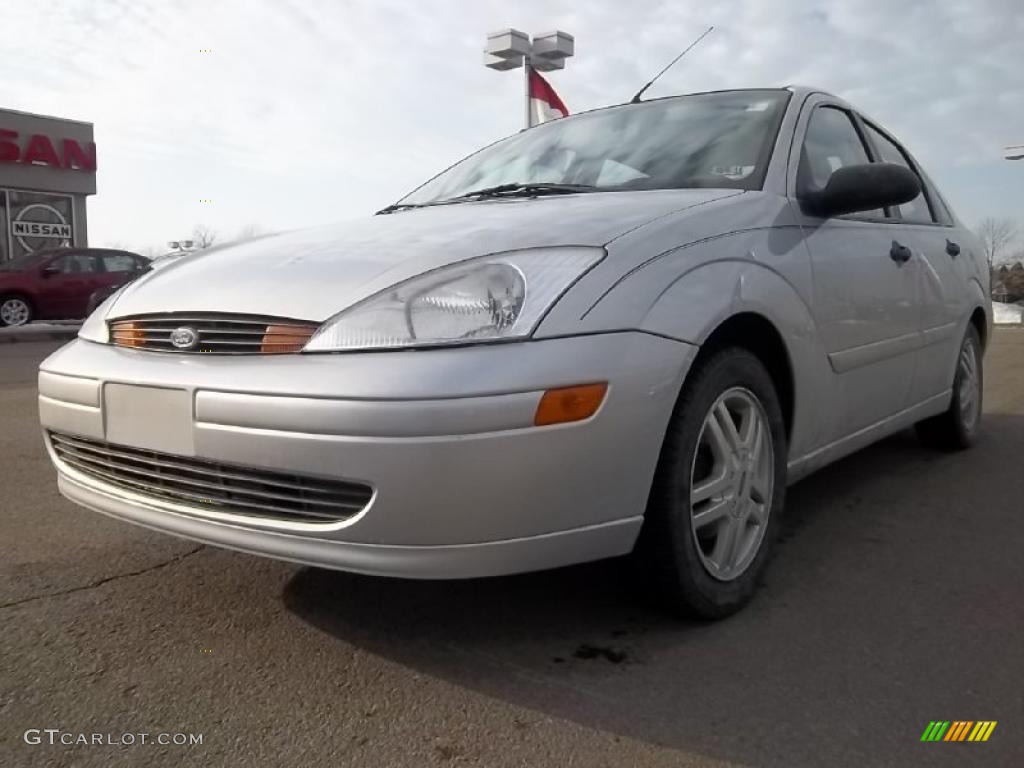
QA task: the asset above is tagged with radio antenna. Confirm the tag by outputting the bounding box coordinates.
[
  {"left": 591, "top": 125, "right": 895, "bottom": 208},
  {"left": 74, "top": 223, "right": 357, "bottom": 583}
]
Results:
[{"left": 630, "top": 26, "right": 714, "bottom": 103}]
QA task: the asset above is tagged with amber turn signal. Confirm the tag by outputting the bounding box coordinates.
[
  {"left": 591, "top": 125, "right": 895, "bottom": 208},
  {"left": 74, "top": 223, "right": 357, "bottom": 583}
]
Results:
[
  {"left": 534, "top": 383, "right": 608, "bottom": 426},
  {"left": 260, "top": 324, "right": 317, "bottom": 354},
  {"left": 110, "top": 321, "right": 145, "bottom": 348}
]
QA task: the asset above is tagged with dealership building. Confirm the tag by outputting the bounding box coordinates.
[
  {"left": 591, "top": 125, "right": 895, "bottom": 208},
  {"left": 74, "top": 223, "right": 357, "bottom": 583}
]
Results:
[{"left": 0, "top": 107, "right": 95, "bottom": 261}]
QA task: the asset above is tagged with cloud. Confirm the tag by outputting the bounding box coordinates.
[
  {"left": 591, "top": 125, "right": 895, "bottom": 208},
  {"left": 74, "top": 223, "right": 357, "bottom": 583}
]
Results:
[{"left": 0, "top": 0, "right": 1020, "bottom": 249}]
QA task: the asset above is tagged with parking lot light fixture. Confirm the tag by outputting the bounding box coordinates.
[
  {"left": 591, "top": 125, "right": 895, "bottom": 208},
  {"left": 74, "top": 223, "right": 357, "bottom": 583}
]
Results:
[{"left": 484, "top": 28, "right": 574, "bottom": 128}]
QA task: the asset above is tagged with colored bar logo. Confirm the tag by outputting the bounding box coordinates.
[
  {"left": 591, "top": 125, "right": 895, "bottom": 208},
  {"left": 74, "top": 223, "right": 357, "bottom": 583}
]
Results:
[{"left": 921, "top": 721, "right": 997, "bottom": 742}]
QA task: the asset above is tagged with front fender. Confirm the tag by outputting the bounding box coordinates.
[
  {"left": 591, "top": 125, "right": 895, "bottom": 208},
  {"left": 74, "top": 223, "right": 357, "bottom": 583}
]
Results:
[
  {"left": 651, "top": 257, "right": 833, "bottom": 462},
  {"left": 577, "top": 227, "right": 833, "bottom": 463},
  {"left": 641, "top": 258, "right": 812, "bottom": 345},
  {"left": 966, "top": 276, "right": 993, "bottom": 347}
]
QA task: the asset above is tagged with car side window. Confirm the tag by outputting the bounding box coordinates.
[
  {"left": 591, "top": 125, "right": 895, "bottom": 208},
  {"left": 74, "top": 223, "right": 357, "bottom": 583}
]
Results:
[
  {"left": 102, "top": 252, "right": 138, "bottom": 273},
  {"left": 53, "top": 254, "right": 98, "bottom": 274},
  {"left": 862, "top": 123, "right": 934, "bottom": 224},
  {"left": 798, "top": 106, "right": 883, "bottom": 218},
  {"left": 928, "top": 187, "right": 955, "bottom": 226}
]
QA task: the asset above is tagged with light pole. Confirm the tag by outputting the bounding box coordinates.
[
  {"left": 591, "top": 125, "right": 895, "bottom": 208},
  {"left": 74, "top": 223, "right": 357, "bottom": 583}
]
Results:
[
  {"left": 484, "top": 29, "right": 574, "bottom": 129},
  {"left": 1005, "top": 145, "right": 1024, "bottom": 161}
]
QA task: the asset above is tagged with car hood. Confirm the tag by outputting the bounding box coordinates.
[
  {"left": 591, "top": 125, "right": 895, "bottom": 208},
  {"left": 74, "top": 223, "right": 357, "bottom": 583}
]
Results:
[{"left": 109, "top": 189, "right": 739, "bottom": 321}]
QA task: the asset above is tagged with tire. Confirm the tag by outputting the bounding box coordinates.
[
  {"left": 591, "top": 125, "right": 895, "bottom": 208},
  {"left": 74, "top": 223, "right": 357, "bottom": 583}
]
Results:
[
  {"left": 0, "top": 295, "right": 33, "bottom": 327},
  {"left": 915, "top": 325, "right": 983, "bottom": 451},
  {"left": 636, "top": 348, "right": 787, "bottom": 619}
]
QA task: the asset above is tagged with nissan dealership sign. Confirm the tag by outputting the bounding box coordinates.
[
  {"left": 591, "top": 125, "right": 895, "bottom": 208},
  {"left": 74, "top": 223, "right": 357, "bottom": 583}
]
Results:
[
  {"left": 0, "top": 107, "right": 96, "bottom": 260},
  {"left": 0, "top": 108, "right": 97, "bottom": 197},
  {"left": 0, "top": 129, "right": 97, "bottom": 172},
  {"left": 12, "top": 203, "right": 73, "bottom": 250}
]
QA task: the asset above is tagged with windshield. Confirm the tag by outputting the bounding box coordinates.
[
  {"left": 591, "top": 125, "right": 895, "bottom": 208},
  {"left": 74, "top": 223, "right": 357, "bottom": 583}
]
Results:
[
  {"left": 0, "top": 251, "right": 55, "bottom": 271},
  {"left": 399, "top": 89, "right": 790, "bottom": 206}
]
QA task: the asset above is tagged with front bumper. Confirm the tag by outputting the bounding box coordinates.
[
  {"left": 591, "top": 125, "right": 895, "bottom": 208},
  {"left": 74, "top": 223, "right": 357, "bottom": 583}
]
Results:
[{"left": 39, "top": 332, "right": 696, "bottom": 578}]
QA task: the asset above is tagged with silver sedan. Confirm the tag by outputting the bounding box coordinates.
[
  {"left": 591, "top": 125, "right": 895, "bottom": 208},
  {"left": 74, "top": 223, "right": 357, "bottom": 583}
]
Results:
[{"left": 39, "top": 87, "right": 990, "bottom": 617}]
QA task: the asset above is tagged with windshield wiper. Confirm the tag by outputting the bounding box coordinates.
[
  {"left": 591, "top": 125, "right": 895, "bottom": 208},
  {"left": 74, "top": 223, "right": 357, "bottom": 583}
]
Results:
[
  {"left": 450, "top": 182, "right": 598, "bottom": 200},
  {"left": 376, "top": 202, "right": 425, "bottom": 215},
  {"left": 376, "top": 182, "right": 597, "bottom": 215}
]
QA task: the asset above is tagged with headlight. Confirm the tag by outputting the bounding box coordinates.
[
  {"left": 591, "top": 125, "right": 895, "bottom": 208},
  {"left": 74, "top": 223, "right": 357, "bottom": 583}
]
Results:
[
  {"left": 304, "top": 247, "right": 603, "bottom": 352},
  {"left": 78, "top": 285, "right": 130, "bottom": 344}
]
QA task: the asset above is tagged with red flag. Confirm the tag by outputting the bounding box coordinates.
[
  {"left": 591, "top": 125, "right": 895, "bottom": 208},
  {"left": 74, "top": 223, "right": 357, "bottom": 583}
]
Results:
[{"left": 529, "top": 69, "right": 569, "bottom": 124}]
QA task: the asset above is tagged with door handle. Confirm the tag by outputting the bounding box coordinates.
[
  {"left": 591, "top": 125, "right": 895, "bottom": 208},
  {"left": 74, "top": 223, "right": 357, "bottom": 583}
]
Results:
[
  {"left": 889, "top": 240, "right": 912, "bottom": 264},
  {"left": 945, "top": 239, "right": 961, "bottom": 257}
]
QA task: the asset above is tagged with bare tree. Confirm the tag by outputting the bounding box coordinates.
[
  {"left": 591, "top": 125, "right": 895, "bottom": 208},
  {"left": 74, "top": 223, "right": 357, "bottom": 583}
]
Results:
[
  {"left": 192, "top": 224, "right": 218, "bottom": 250},
  {"left": 234, "top": 223, "right": 264, "bottom": 242},
  {"left": 976, "top": 218, "right": 1019, "bottom": 267}
]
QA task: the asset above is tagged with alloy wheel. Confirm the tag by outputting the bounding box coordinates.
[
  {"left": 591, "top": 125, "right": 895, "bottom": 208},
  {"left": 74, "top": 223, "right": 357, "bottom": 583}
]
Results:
[
  {"left": 0, "top": 298, "right": 30, "bottom": 327},
  {"left": 958, "top": 337, "right": 980, "bottom": 433},
  {"left": 689, "top": 387, "right": 774, "bottom": 581}
]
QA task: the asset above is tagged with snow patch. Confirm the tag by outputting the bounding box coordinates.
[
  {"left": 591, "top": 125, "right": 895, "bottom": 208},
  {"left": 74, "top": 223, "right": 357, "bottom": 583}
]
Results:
[{"left": 993, "top": 301, "right": 1023, "bottom": 325}]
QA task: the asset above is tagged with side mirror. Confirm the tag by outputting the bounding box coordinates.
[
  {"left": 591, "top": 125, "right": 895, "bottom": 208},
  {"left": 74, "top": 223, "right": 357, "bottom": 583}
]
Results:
[
  {"left": 801, "top": 162, "right": 921, "bottom": 218},
  {"left": 40, "top": 265, "right": 59, "bottom": 278}
]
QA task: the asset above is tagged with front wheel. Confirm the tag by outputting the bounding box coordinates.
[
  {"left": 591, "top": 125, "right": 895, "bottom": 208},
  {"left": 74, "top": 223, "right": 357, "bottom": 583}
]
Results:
[
  {"left": 0, "top": 296, "right": 33, "bottom": 327},
  {"left": 915, "top": 325, "right": 983, "bottom": 450},
  {"left": 636, "top": 348, "right": 787, "bottom": 619}
]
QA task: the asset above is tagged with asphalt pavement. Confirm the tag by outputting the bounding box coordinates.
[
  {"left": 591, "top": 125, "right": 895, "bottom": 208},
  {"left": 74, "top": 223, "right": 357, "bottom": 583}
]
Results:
[
  {"left": 0, "top": 322, "right": 80, "bottom": 345},
  {"left": 1, "top": 334, "right": 1022, "bottom": 768}
]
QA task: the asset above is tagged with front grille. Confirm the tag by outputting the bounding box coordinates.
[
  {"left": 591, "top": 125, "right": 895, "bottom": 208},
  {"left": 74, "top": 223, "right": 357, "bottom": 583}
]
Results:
[
  {"left": 49, "top": 432, "right": 372, "bottom": 524},
  {"left": 109, "top": 313, "right": 318, "bottom": 354}
]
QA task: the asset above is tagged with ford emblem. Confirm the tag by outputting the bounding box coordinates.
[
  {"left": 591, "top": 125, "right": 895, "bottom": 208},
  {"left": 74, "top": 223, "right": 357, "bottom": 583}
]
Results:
[{"left": 170, "top": 326, "right": 199, "bottom": 350}]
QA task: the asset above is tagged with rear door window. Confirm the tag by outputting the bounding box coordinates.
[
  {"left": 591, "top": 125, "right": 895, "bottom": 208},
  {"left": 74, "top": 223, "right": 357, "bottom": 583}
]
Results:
[{"left": 101, "top": 252, "right": 139, "bottom": 273}]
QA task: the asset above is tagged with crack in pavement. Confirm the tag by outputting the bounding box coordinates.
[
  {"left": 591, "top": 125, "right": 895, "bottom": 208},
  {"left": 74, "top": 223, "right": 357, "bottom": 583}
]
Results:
[{"left": 0, "top": 544, "right": 205, "bottom": 610}]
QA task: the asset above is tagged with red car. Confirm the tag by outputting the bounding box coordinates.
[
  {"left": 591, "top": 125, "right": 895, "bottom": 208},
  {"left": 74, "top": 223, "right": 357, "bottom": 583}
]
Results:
[{"left": 0, "top": 248, "right": 149, "bottom": 326}]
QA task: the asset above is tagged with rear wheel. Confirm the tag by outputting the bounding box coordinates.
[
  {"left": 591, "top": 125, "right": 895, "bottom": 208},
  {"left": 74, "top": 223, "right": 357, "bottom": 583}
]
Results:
[
  {"left": 0, "top": 296, "right": 32, "bottom": 327},
  {"left": 637, "top": 348, "right": 787, "bottom": 619},
  {"left": 915, "top": 325, "right": 982, "bottom": 450}
]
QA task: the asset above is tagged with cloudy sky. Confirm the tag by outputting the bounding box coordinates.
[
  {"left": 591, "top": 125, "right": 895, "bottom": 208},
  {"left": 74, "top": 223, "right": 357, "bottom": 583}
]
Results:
[{"left": 2, "top": 0, "right": 1022, "bottom": 253}]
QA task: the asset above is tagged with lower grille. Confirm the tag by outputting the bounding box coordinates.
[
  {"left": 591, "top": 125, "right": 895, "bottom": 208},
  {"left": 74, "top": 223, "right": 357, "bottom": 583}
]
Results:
[
  {"left": 49, "top": 432, "right": 372, "bottom": 524},
  {"left": 109, "top": 313, "right": 318, "bottom": 354}
]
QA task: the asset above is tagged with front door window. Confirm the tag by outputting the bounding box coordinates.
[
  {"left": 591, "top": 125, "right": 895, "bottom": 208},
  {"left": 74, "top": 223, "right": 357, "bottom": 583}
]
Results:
[{"left": 798, "top": 107, "right": 883, "bottom": 219}]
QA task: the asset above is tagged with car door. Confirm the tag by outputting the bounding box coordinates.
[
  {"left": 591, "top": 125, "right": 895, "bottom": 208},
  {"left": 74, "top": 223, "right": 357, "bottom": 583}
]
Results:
[
  {"left": 42, "top": 252, "right": 103, "bottom": 319},
  {"left": 791, "top": 97, "right": 921, "bottom": 436},
  {"left": 858, "top": 120, "right": 969, "bottom": 403}
]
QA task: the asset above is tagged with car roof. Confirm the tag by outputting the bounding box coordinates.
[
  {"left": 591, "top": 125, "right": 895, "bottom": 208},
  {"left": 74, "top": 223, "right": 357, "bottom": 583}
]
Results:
[{"left": 522, "top": 85, "right": 842, "bottom": 127}]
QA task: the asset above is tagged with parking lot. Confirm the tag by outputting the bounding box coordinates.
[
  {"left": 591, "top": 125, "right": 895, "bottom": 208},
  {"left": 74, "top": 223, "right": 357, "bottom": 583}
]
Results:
[{"left": 2, "top": 332, "right": 1022, "bottom": 768}]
